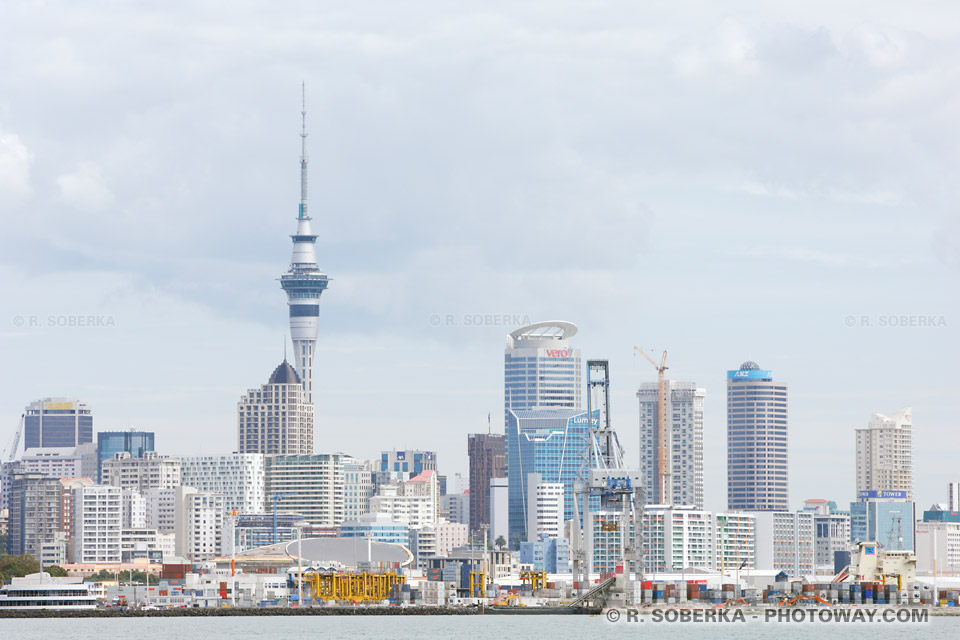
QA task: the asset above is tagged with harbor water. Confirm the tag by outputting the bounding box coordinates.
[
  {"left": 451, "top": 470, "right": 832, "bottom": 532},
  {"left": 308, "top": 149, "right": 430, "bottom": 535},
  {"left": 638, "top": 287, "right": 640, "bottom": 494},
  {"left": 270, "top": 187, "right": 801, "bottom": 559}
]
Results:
[{"left": 1, "top": 615, "right": 959, "bottom": 640}]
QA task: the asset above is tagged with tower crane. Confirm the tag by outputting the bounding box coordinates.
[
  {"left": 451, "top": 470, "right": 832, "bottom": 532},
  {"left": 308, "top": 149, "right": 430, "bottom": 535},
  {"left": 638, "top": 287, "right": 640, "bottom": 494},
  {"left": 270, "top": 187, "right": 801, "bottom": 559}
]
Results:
[
  {"left": 634, "top": 347, "right": 669, "bottom": 505},
  {"left": 271, "top": 493, "right": 301, "bottom": 543},
  {"left": 5, "top": 414, "right": 25, "bottom": 461}
]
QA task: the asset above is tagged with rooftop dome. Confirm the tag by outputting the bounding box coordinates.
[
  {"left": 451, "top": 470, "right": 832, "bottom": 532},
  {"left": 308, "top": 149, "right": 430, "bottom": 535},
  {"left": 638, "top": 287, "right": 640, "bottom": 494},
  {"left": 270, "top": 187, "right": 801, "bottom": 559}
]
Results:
[
  {"left": 739, "top": 361, "right": 761, "bottom": 371},
  {"left": 268, "top": 359, "right": 301, "bottom": 385}
]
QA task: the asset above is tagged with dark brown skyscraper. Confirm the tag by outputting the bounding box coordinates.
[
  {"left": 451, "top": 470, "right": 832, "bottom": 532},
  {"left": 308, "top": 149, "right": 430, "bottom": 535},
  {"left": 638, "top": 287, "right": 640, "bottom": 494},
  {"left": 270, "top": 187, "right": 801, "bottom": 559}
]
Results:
[{"left": 468, "top": 433, "right": 506, "bottom": 537}]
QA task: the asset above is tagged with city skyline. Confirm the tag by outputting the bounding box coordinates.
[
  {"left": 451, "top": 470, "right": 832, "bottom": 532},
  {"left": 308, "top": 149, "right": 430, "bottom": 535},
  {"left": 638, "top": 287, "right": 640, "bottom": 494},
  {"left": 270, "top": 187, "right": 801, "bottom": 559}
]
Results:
[{"left": 1, "top": 1, "right": 958, "bottom": 516}]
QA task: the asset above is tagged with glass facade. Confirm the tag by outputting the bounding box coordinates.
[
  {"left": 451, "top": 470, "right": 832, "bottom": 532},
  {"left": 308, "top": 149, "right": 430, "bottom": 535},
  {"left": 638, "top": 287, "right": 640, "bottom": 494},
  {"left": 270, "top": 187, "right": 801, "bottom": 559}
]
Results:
[
  {"left": 506, "top": 408, "right": 600, "bottom": 545},
  {"left": 96, "top": 431, "right": 155, "bottom": 482},
  {"left": 23, "top": 398, "right": 93, "bottom": 449},
  {"left": 726, "top": 364, "right": 788, "bottom": 511}
]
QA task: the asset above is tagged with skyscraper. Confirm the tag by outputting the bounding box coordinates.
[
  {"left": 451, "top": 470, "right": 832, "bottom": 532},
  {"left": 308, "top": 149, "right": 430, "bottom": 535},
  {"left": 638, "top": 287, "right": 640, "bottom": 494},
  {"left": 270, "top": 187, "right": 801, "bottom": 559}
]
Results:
[
  {"left": 637, "top": 381, "right": 705, "bottom": 508},
  {"left": 237, "top": 360, "right": 314, "bottom": 455},
  {"left": 504, "top": 321, "right": 581, "bottom": 415},
  {"left": 467, "top": 433, "right": 506, "bottom": 537},
  {"left": 96, "top": 430, "right": 155, "bottom": 482},
  {"left": 279, "top": 89, "right": 330, "bottom": 405},
  {"left": 505, "top": 408, "right": 598, "bottom": 544},
  {"left": 855, "top": 408, "right": 913, "bottom": 500},
  {"left": 23, "top": 397, "right": 93, "bottom": 449},
  {"left": 726, "top": 361, "right": 788, "bottom": 511}
]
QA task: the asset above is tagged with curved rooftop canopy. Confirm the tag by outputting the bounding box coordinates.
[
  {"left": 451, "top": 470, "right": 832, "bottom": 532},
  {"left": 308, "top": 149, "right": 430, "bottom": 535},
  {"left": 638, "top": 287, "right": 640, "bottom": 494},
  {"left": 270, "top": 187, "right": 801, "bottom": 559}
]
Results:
[
  {"left": 739, "top": 361, "right": 761, "bottom": 371},
  {"left": 269, "top": 359, "right": 302, "bottom": 385},
  {"left": 284, "top": 537, "right": 413, "bottom": 567},
  {"left": 509, "top": 320, "right": 578, "bottom": 341}
]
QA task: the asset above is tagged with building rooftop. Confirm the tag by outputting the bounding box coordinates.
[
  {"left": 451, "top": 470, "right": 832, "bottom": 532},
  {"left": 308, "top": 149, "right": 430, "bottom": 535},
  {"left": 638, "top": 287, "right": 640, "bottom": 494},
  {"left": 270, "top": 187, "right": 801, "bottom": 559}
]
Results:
[{"left": 268, "top": 359, "right": 302, "bottom": 385}]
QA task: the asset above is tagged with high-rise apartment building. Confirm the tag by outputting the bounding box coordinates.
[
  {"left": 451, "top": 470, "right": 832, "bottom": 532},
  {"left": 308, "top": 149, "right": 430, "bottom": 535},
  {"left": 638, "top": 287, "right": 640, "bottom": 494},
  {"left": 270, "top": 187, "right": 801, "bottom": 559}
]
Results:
[
  {"left": 343, "top": 457, "right": 376, "bottom": 521},
  {"left": 96, "top": 430, "right": 155, "bottom": 482},
  {"left": 643, "top": 505, "right": 714, "bottom": 572},
  {"left": 6, "top": 472, "right": 62, "bottom": 558},
  {"left": 23, "top": 397, "right": 93, "bottom": 449},
  {"left": 101, "top": 451, "right": 181, "bottom": 493},
  {"left": 1, "top": 445, "right": 97, "bottom": 509},
  {"left": 525, "top": 473, "right": 564, "bottom": 540},
  {"left": 279, "top": 95, "right": 330, "bottom": 406},
  {"left": 174, "top": 486, "right": 224, "bottom": 561},
  {"left": 70, "top": 485, "right": 121, "bottom": 563},
  {"left": 144, "top": 488, "right": 176, "bottom": 532},
  {"left": 265, "top": 454, "right": 343, "bottom": 526},
  {"left": 637, "top": 381, "right": 705, "bottom": 508},
  {"left": 714, "top": 512, "right": 756, "bottom": 571},
  {"left": 237, "top": 360, "right": 314, "bottom": 455},
  {"left": 748, "top": 511, "right": 814, "bottom": 577},
  {"left": 951, "top": 482, "right": 960, "bottom": 512},
  {"left": 180, "top": 453, "right": 266, "bottom": 514},
  {"left": 121, "top": 489, "right": 147, "bottom": 528},
  {"left": 855, "top": 408, "right": 913, "bottom": 500},
  {"left": 467, "top": 433, "right": 506, "bottom": 537},
  {"left": 505, "top": 321, "right": 581, "bottom": 414},
  {"left": 727, "top": 362, "right": 788, "bottom": 511}
]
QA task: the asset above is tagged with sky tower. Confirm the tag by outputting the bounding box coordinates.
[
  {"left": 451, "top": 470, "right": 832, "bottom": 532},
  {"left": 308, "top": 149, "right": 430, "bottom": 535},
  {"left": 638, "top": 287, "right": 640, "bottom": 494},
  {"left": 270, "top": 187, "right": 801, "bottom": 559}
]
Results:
[{"left": 280, "top": 85, "right": 330, "bottom": 405}]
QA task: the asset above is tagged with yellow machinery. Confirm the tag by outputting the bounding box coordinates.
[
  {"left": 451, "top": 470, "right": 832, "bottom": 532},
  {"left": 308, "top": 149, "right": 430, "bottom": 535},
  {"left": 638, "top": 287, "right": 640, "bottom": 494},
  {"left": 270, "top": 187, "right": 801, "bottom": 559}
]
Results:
[
  {"left": 520, "top": 570, "right": 548, "bottom": 592},
  {"left": 468, "top": 570, "right": 486, "bottom": 598},
  {"left": 303, "top": 571, "right": 405, "bottom": 603}
]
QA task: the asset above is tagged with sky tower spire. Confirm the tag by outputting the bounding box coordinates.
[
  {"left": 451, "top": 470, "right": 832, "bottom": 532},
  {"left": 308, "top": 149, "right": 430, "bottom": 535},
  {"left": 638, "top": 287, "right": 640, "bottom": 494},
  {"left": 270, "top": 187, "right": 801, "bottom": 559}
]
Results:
[
  {"left": 280, "top": 84, "right": 329, "bottom": 409},
  {"left": 299, "top": 81, "right": 308, "bottom": 220}
]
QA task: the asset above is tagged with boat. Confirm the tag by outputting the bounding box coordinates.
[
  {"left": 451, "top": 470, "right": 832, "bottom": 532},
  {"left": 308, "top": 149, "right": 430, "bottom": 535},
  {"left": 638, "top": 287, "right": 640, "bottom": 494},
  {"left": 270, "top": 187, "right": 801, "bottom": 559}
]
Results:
[{"left": 0, "top": 572, "right": 98, "bottom": 610}]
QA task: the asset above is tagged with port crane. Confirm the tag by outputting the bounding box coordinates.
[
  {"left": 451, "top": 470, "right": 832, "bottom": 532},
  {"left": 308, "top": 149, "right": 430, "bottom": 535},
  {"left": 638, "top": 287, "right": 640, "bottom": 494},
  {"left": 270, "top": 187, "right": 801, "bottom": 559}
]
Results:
[
  {"left": 634, "top": 347, "right": 669, "bottom": 504},
  {"left": 570, "top": 360, "right": 644, "bottom": 605}
]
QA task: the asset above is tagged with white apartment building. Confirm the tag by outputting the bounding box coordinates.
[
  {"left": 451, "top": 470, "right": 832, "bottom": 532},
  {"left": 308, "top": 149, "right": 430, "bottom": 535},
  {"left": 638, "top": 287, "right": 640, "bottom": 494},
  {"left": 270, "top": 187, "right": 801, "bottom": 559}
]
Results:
[
  {"left": 643, "top": 505, "right": 714, "bottom": 572},
  {"left": 746, "top": 511, "right": 814, "bottom": 577},
  {"left": 638, "top": 381, "right": 705, "bottom": 508},
  {"left": 101, "top": 451, "right": 181, "bottom": 493},
  {"left": 121, "top": 528, "right": 162, "bottom": 561},
  {"left": 265, "top": 454, "right": 344, "bottom": 526},
  {"left": 714, "top": 512, "right": 756, "bottom": 572},
  {"left": 144, "top": 487, "right": 176, "bottom": 532},
  {"left": 180, "top": 453, "right": 266, "bottom": 514},
  {"left": 371, "top": 470, "right": 439, "bottom": 529},
  {"left": 949, "top": 482, "right": 959, "bottom": 512},
  {"left": 436, "top": 519, "right": 469, "bottom": 557},
  {"left": 343, "top": 458, "right": 376, "bottom": 521},
  {"left": 121, "top": 489, "right": 146, "bottom": 528},
  {"left": 174, "top": 486, "right": 224, "bottom": 561},
  {"left": 71, "top": 484, "right": 122, "bottom": 563},
  {"left": 525, "top": 473, "right": 564, "bottom": 540},
  {"left": 856, "top": 408, "right": 914, "bottom": 500}
]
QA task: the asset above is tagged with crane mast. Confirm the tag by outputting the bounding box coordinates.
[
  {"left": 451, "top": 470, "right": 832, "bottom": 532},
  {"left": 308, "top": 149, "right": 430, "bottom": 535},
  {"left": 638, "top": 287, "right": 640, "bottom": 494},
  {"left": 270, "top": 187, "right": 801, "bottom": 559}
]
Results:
[{"left": 634, "top": 347, "right": 669, "bottom": 504}]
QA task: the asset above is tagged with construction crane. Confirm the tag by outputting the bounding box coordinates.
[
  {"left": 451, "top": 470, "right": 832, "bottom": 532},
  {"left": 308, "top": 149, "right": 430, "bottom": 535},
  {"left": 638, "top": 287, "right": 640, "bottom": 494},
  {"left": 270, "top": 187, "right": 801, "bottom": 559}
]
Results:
[
  {"left": 5, "top": 414, "right": 25, "bottom": 461},
  {"left": 634, "top": 347, "right": 669, "bottom": 504},
  {"left": 271, "top": 493, "right": 301, "bottom": 543}
]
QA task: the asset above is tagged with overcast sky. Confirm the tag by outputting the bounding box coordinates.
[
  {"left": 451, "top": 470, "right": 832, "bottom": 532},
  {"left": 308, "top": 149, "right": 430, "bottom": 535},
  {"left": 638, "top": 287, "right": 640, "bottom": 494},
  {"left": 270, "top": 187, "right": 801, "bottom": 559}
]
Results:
[{"left": 1, "top": 1, "right": 957, "bottom": 513}]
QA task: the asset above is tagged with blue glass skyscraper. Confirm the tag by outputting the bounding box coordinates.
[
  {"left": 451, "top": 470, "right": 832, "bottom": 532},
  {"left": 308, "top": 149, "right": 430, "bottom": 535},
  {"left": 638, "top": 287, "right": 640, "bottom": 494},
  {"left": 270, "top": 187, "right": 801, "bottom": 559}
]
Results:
[
  {"left": 96, "top": 430, "right": 155, "bottom": 482},
  {"left": 506, "top": 408, "right": 599, "bottom": 545}
]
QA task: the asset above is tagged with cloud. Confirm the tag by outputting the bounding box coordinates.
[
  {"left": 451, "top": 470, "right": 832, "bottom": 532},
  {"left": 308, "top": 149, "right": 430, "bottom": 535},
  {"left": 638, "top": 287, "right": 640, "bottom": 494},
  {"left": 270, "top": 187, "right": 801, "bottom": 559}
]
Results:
[
  {"left": 0, "top": 127, "right": 33, "bottom": 199},
  {"left": 56, "top": 162, "right": 115, "bottom": 210}
]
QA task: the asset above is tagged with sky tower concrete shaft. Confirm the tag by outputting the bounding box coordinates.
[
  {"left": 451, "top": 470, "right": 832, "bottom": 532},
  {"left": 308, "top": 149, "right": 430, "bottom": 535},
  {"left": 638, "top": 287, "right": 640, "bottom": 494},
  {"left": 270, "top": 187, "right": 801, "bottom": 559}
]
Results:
[{"left": 279, "top": 85, "right": 329, "bottom": 405}]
